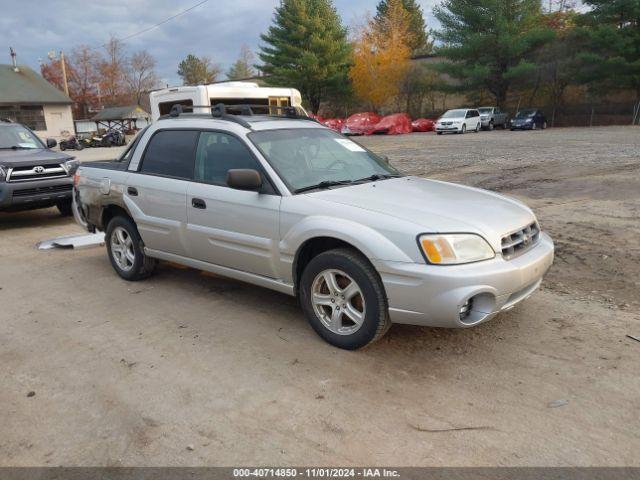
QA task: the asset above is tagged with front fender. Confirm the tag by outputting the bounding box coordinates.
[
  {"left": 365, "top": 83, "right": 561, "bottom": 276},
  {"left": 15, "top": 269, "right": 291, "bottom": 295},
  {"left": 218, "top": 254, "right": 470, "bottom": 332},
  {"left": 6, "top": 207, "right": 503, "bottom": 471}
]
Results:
[{"left": 279, "top": 215, "right": 414, "bottom": 282}]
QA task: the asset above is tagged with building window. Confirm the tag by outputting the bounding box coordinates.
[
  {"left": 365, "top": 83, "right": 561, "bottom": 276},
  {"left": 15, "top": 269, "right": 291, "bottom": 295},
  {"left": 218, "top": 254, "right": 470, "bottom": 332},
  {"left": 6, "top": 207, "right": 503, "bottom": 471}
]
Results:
[{"left": 0, "top": 105, "right": 47, "bottom": 131}]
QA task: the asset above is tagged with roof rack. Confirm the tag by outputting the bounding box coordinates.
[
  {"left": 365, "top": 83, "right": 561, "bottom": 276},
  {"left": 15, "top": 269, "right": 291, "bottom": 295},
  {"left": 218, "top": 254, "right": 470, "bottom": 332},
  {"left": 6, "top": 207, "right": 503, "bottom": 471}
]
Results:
[
  {"left": 162, "top": 104, "right": 252, "bottom": 129},
  {"left": 159, "top": 103, "right": 319, "bottom": 129}
]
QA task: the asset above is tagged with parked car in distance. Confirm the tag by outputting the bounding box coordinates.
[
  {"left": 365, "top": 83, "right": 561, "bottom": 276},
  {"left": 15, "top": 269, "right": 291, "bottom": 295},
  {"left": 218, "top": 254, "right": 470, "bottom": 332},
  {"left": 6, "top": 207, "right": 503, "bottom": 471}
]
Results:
[
  {"left": 510, "top": 109, "right": 547, "bottom": 130},
  {"left": 74, "top": 104, "right": 554, "bottom": 350},
  {"left": 435, "top": 109, "right": 481, "bottom": 134},
  {"left": 0, "top": 119, "right": 79, "bottom": 215},
  {"left": 478, "top": 107, "right": 509, "bottom": 130}
]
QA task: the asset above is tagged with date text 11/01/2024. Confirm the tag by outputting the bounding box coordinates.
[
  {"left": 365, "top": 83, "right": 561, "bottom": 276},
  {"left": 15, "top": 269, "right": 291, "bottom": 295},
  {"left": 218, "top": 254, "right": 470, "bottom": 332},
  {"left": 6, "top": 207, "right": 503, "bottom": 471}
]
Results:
[{"left": 232, "top": 468, "right": 400, "bottom": 478}]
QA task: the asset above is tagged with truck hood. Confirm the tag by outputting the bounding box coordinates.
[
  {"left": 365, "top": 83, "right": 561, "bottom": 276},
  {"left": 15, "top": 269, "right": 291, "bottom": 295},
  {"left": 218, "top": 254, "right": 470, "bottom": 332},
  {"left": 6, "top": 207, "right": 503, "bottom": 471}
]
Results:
[
  {"left": 308, "top": 176, "right": 536, "bottom": 251},
  {"left": 0, "top": 148, "right": 71, "bottom": 167}
]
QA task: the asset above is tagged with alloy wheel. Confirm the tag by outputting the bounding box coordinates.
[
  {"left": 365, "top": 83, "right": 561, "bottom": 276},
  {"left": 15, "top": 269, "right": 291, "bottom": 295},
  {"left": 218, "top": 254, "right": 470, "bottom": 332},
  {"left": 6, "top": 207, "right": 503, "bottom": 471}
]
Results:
[
  {"left": 110, "top": 226, "right": 135, "bottom": 272},
  {"left": 311, "top": 269, "right": 366, "bottom": 335}
]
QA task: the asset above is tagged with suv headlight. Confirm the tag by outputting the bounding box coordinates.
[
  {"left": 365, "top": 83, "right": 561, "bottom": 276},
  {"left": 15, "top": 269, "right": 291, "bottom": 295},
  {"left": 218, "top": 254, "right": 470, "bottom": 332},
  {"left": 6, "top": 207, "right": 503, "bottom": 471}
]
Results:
[
  {"left": 0, "top": 165, "right": 6, "bottom": 182},
  {"left": 418, "top": 233, "right": 495, "bottom": 265},
  {"left": 63, "top": 159, "right": 80, "bottom": 175}
]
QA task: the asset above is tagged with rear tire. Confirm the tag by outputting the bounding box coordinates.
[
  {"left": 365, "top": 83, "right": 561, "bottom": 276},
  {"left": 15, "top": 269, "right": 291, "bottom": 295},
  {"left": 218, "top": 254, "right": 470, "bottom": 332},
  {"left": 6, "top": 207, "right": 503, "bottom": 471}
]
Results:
[
  {"left": 299, "top": 248, "right": 390, "bottom": 350},
  {"left": 60, "top": 143, "right": 66, "bottom": 151},
  {"left": 105, "top": 215, "right": 157, "bottom": 281}
]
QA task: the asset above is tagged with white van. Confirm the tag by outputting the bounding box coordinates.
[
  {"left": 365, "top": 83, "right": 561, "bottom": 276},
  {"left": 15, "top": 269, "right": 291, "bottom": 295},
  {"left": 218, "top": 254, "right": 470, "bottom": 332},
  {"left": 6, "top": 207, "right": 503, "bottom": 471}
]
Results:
[{"left": 149, "top": 82, "right": 306, "bottom": 121}]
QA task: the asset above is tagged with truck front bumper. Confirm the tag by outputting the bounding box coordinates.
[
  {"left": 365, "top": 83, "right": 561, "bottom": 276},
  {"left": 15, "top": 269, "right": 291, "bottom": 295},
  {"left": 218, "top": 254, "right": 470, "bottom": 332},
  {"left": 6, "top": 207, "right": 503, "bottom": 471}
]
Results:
[
  {"left": 374, "top": 232, "right": 554, "bottom": 328},
  {"left": 0, "top": 177, "right": 73, "bottom": 211}
]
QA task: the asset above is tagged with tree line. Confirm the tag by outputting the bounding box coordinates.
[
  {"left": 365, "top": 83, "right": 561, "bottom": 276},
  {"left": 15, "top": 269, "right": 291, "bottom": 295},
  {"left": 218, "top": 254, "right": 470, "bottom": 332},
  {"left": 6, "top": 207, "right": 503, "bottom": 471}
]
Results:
[
  {"left": 41, "top": 36, "right": 159, "bottom": 118},
  {"left": 42, "top": 0, "right": 639, "bottom": 122},
  {"left": 254, "top": 0, "right": 640, "bottom": 119}
]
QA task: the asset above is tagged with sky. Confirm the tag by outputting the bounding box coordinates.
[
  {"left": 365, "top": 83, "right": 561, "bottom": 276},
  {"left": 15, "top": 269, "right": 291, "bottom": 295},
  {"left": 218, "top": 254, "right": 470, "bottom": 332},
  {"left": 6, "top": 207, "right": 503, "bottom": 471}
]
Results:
[{"left": 0, "top": 0, "right": 440, "bottom": 87}]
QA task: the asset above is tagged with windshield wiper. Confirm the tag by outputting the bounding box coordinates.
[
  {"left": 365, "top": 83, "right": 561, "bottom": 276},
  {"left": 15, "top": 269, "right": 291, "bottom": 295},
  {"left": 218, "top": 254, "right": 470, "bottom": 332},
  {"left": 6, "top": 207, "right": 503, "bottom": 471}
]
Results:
[
  {"left": 294, "top": 180, "right": 354, "bottom": 193},
  {"left": 3, "top": 145, "right": 35, "bottom": 150},
  {"left": 353, "top": 173, "right": 402, "bottom": 183}
]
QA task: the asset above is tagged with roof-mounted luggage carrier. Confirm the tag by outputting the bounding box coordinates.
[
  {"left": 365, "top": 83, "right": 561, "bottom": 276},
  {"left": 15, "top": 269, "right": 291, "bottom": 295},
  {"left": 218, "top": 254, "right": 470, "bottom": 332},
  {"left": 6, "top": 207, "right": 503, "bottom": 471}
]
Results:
[{"left": 159, "top": 103, "right": 319, "bottom": 130}]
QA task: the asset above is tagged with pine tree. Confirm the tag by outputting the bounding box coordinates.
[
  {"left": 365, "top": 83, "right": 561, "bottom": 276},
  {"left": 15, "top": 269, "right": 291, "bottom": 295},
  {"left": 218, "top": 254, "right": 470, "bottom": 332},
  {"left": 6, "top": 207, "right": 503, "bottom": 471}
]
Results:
[
  {"left": 433, "top": 0, "right": 554, "bottom": 107},
  {"left": 258, "top": 0, "right": 351, "bottom": 114},
  {"left": 578, "top": 0, "right": 640, "bottom": 100},
  {"left": 374, "top": 0, "right": 431, "bottom": 54},
  {"left": 227, "top": 45, "right": 256, "bottom": 80},
  {"left": 177, "top": 54, "right": 221, "bottom": 86}
]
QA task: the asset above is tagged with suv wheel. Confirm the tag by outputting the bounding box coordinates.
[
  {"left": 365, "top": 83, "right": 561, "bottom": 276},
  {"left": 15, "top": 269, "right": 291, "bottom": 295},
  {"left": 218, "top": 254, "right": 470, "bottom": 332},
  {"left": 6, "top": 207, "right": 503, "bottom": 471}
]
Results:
[
  {"left": 56, "top": 200, "right": 73, "bottom": 216},
  {"left": 106, "top": 215, "right": 157, "bottom": 281},
  {"left": 488, "top": 121, "right": 494, "bottom": 131},
  {"left": 300, "top": 248, "right": 390, "bottom": 349},
  {"left": 460, "top": 124, "right": 466, "bottom": 134}
]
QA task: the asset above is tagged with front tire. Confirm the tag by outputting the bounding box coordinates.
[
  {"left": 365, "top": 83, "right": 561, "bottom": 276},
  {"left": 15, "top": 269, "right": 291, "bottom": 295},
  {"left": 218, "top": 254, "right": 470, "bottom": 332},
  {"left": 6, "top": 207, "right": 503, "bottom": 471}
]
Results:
[
  {"left": 56, "top": 200, "right": 73, "bottom": 216},
  {"left": 105, "top": 215, "right": 157, "bottom": 281},
  {"left": 488, "top": 121, "right": 494, "bottom": 131},
  {"left": 299, "top": 248, "right": 390, "bottom": 350},
  {"left": 460, "top": 124, "right": 466, "bottom": 134}
]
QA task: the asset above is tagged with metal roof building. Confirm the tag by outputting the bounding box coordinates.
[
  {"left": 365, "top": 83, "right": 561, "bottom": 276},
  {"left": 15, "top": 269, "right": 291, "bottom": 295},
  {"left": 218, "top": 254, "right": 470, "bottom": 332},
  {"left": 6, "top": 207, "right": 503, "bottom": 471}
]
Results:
[
  {"left": 91, "top": 105, "right": 150, "bottom": 134},
  {"left": 0, "top": 64, "right": 74, "bottom": 140}
]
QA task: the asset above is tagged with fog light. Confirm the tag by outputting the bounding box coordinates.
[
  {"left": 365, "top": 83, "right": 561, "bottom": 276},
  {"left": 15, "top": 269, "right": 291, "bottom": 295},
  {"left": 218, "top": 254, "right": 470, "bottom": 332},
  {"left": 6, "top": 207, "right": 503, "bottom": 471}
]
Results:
[{"left": 459, "top": 298, "right": 473, "bottom": 320}]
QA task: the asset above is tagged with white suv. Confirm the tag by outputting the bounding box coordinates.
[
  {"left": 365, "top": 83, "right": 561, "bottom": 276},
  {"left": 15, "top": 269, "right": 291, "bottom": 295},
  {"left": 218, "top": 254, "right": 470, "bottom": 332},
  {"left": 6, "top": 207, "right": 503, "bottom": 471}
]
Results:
[{"left": 436, "top": 109, "right": 481, "bottom": 135}]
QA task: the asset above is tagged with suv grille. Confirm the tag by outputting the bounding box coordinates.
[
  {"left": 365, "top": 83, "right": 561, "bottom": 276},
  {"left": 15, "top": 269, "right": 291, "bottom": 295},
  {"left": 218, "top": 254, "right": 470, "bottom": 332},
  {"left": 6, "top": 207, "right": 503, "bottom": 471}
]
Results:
[
  {"left": 7, "top": 164, "right": 67, "bottom": 182},
  {"left": 501, "top": 222, "right": 540, "bottom": 259},
  {"left": 13, "top": 184, "right": 72, "bottom": 197}
]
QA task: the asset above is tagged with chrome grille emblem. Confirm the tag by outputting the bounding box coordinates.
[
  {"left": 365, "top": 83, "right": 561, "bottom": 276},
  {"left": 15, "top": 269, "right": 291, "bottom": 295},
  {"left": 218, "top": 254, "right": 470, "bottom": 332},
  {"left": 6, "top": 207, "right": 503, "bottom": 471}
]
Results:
[{"left": 33, "top": 166, "right": 45, "bottom": 174}]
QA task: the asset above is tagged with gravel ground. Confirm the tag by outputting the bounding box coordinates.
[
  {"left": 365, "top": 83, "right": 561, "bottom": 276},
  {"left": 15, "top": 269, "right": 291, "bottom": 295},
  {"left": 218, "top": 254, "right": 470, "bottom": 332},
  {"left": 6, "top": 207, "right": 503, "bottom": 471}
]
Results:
[{"left": 1, "top": 126, "right": 638, "bottom": 466}]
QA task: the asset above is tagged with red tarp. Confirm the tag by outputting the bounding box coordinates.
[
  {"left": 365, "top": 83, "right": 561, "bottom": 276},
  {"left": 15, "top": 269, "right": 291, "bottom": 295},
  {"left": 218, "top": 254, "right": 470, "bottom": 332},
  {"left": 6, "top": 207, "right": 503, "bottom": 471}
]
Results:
[
  {"left": 309, "top": 113, "right": 325, "bottom": 123},
  {"left": 343, "top": 112, "right": 382, "bottom": 135},
  {"left": 367, "top": 113, "right": 413, "bottom": 135},
  {"left": 411, "top": 118, "right": 436, "bottom": 132},
  {"left": 322, "top": 118, "right": 345, "bottom": 132}
]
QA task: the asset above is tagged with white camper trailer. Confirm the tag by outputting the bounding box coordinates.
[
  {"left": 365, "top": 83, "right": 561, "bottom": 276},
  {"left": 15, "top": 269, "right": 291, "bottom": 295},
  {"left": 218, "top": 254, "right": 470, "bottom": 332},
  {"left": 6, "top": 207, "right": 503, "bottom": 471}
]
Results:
[{"left": 149, "top": 82, "right": 306, "bottom": 121}]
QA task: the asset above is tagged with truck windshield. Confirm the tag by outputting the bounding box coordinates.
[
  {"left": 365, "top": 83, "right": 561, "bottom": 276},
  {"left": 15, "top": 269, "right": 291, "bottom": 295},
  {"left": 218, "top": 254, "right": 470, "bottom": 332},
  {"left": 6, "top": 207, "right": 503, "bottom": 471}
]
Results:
[
  {"left": 249, "top": 128, "right": 401, "bottom": 193},
  {"left": 0, "top": 125, "right": 43, "bottom": 149},
  {"left": 478, "top": 108, "right": 492, "bottom": 114}
]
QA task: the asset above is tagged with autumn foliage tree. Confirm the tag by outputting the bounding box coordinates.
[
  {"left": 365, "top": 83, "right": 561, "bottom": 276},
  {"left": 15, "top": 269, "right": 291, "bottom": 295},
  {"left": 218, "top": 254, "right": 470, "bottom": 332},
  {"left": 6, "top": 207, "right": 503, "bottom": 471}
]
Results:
[
  {"left": 41, "top": 37, "right": 160, "bottom": 117},
  {"left": 349, "top": 0, "right": 413, "bottom": 111}
]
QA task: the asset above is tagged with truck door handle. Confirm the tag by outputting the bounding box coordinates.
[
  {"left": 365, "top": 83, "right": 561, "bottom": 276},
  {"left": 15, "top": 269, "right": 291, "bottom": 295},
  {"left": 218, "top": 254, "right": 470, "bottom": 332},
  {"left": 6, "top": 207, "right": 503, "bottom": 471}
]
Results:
[
  {"left": 127, "top": 187, "right": 138, "bottom": 196},
  {"left": 192, "top": 198, "right": 206, "bottom": 209}
]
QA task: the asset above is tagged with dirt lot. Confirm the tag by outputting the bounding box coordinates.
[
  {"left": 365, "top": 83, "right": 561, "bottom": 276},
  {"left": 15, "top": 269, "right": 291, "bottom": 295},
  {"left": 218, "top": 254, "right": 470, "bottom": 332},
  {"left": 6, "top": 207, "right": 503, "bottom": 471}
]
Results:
[{"left": 1, "top": 126, "right": 639, "bottom": 466}]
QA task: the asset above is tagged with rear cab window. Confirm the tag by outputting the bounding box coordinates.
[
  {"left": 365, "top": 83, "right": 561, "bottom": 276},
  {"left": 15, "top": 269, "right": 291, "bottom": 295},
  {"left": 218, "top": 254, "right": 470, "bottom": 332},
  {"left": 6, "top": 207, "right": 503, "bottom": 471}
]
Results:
[{"left": 139, "top": 130, "right": 199, "bottom": 179}]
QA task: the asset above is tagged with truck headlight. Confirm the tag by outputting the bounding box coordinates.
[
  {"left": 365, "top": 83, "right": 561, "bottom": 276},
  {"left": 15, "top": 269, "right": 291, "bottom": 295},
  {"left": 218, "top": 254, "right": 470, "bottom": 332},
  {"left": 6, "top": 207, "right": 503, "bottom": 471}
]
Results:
[
  {"left": 63, "top": 159, "right": 80, "bottom": 175},
  {"left": 418, "top": 233, "right": 495, "bottom": 265},
  {"left": 0, "top": 165, "right": 6, "bottom": 182}
]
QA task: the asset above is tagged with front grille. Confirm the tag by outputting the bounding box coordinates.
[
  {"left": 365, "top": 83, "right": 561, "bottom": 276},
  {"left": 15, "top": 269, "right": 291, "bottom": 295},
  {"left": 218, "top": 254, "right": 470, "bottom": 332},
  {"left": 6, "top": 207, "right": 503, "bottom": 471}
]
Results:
[
  {"left": 441, "top": 121, "right": 453, "bottom": 126},
  {"left": 7, "top": 164, "right": 67, "bottom": 182},
  {"left": 501, "top": 222, "right": 540, "bottom": 259},
  {"left": 12, "top": 183, "right": 72, "bottom": 197}
]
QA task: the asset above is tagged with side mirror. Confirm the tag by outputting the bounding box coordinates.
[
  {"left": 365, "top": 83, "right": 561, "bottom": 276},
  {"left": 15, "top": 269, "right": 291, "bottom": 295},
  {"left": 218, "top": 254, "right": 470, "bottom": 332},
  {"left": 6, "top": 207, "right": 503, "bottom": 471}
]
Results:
[
  {"left": 226, "top": 169, "right": 262, "bottom": 191},
  {"left": 46, "top": 138, "right": 57, "bottom": 149}
]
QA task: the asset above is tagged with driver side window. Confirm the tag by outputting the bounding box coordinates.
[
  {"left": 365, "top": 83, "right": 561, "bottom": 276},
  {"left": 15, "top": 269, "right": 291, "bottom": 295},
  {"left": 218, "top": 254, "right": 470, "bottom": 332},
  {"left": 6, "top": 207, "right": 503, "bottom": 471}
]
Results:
[{"left": 194, "top": 131, "right": 274, "bottom": 193}]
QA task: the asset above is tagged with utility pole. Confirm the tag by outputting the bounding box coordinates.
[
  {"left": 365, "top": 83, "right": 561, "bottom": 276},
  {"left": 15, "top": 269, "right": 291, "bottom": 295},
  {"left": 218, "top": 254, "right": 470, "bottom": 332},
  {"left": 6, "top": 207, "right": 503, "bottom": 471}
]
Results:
[
  {"left": 47, "top": 50, "right": 69, "bottom": 96},
  {"left": 60, "top": 51, "right": 69, "bottom": 96}
]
